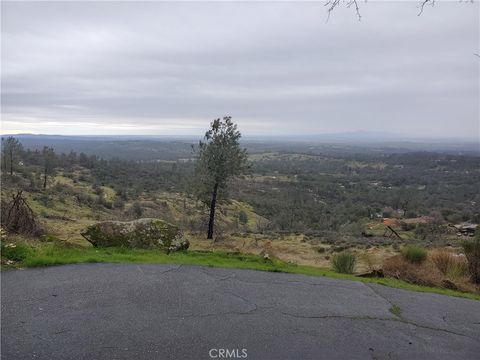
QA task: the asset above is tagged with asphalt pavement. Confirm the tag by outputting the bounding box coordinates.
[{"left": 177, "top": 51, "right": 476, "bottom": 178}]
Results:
[{"left": 1, "top": 263, "right": 479, "bottom": 359}]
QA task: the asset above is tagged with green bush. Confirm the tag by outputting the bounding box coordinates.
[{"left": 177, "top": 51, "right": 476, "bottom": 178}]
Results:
[
  {"left": 1, "top": 243, "right": 32, "bottom": 262},
  {"left": 401, "top": 246, "right": 427, "bottom": 264},
  {"left": 463, "top": 234, "right": 480, "bottom": 284},
  {"left": 316, "top": 247, "right": 326, "bottom": 253},
  {"left": 331, "top": 252, "right": 356, "bottom": 274},
  {"left": 238, "top": 210, "right": 248, "bottom": 225},
  {"left": 129, "top": 201, "right": 143, "bottom": 218}
]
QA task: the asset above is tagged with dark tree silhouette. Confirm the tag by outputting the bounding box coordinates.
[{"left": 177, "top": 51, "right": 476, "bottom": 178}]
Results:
[
  {"left": 193, "top": 117, "right": 248, "bottom": 239},
  {"left": 2, "top": 137, "right": 22, "bottom": 176},
  {"left": 42, "top": 146, "right": 56, "bottom": 189}
]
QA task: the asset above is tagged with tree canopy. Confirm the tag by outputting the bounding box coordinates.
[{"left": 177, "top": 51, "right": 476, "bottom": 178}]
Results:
[{"left": 194, "top": 117, "right": 249, "bottom": 239}]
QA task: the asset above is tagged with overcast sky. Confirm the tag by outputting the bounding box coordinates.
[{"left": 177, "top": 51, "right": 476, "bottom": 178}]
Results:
[{"left": 1, "top": 1, "right": 479, "bottom": 138}]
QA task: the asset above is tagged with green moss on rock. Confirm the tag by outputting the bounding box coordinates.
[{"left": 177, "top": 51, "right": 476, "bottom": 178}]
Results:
[{"left": 81, "top": 218, "right": 189, "bottom": 252}]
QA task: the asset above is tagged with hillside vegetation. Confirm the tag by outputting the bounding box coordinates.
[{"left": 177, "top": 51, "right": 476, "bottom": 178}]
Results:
[{"left": 1, "top": 137, "right": 480, "bottom": 297}]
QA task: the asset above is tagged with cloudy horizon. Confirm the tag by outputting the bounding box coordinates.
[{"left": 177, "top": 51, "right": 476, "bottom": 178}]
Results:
[{"left": 1, "top": 1, "right": 479, "bottom": 139}]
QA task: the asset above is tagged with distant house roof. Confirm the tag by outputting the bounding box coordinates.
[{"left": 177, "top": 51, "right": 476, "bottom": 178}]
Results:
[
  {"left": 456, "top": 223, "right": 478, "bottom": 230},
  {"left": 383, "top": 218, "right": 400, "bottom": 227}
]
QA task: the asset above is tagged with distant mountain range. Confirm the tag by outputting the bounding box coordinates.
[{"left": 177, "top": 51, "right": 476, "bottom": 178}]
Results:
[
  {"left": 3, "top": 131, "right": 478, "bottom": 142},
  {"left": 2, "top": 132, "right": 478, "bottom": 159}
]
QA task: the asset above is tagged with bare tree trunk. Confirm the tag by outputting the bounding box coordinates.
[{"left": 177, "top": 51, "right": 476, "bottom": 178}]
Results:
[
  {"left": 43, "top": 167, "right": 47, "bottom": 189},
  {"left": 207, "top": 182, "right": 219, "bottom": 239},
  {"left": 9, "top": 148, "right": 13, "bottom": 176}
]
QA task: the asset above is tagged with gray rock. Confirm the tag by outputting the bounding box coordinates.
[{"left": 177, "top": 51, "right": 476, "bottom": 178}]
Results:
[{"left": 80, "top": 218, "right": 189, "bottom": 252}]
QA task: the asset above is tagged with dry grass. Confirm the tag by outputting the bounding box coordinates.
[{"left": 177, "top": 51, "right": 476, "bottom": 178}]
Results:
[
  {"left": 430, "top": 249, "right": 468, "bottom": 277},
  {"left": 384, "top": 255, "right": 442, "bottom": 287},
  {"left": 384, "top": 252, "right": 478, "bottom": 294},
  {"left": 430, "top": 249, "right": 454, "bottom": 274},
  {"left": 189, "top": 234, "right": 333, "bottom": 268},
  {"left": 359, "top": 251, "right": 383, "bottom": 273},
  {"left": 463, "top": 237, "right": 480, "bottom": 284}
]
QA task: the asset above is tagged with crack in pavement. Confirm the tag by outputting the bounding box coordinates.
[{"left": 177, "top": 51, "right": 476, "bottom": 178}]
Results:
[
  {"left": 277, "top": 310, "right": 477, "bottom": 341},
  {"left": 365, "top": 284, "right": 479, "bottom": 340},
  {"left": 178, "top": 305, "right": 260, "bottom": 320},
  {"left": 167, "top": 289, "right": 273, "bottom": 320},
  {"left": 365, "top": 284, "right": 480, "bottom": 340},
  {"left": 194, "top": 268, "right": 478, "bottom": 341},
  {"left": 136, "top": 264, "right": 183, "bottom": 276},
  {"left": 200, "top": 267, "right": 364, "bottom": 290},
  {"left": 365, "top": 283, "right": 397, "bottom": 311},
  {"left": 218, "top": 289, "right": 258, "bottom": 312},
  {"left": 198, "top": 268, "right": 237, "bottom": 282}
]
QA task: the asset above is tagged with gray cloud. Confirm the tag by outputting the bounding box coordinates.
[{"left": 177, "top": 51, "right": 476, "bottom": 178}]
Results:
[{"left": 1, "top": 1, "right": 479, "bottom": 138}]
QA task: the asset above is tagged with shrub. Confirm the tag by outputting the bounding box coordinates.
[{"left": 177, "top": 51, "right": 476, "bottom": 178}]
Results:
[
  {"left": 383, "top": 255, "right": 440, "bottom": 287},
  {"left": 75, "top": 192, "right": 95, "bottom": 206},
  {"left": 331, "top": 252, "right": 356, "bottom": 274},
  {"left": 361, "top": 252, "right": 379, "bottom": 272},
  {"left": 129, "top": 201, "right": 143, "bottom": 218},
  {"left": 97, "top": 196, "right": 113, "bottom": 209},
  {"left": 430, "top": 249, "right": 454, "bottom": 274},
  {"left": 1, "top": 243, "right": 31, "bottom": 262},
  {"left": 113, "top": 197, "right": 125, "bottom": 210},
  {"left": 445, "top": 257, "right": 468, "bottom": 279},
  {"left": 463, "top": 235, "right": 480, "bottom": 284},
  {"left": 430, "top": 249, "right": 468, "bottom": 278},
  {"left": 238, "top": 210, "right": 248, "bottom": 225},
  {"left": 316, "top": 246, "right": 326, "bottom": 254},
  {"left": 401, "top": 245, "right": 427, "bottom": 264}
]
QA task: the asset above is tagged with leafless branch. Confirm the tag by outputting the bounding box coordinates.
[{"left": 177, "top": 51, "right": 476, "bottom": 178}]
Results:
[
  {"left": 418, "top": 0, "right": 435, "bottom": 16},
  {"left": 326, "top": 0, "right": 475, "bottom": 20},
  {"left": 346, "top": 0, "right": 362, "bottom": 21},
  {"left": 1, "top": 191, "right": 43, "bottom": 236},
  {"left": 325, "top": 0, "right": 361, "bottom": 22}
]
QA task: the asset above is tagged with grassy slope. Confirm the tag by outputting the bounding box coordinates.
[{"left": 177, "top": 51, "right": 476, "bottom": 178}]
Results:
[
  {"left": 4, "top": 243, "right": 479, "bottom": 301},
  {"left": 2, "top": 172, "right": 477, "bottom": 301}
]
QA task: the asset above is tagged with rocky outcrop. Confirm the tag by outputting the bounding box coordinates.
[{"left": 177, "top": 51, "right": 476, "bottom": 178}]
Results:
[{"left": 80, "top": 218, "right": 189, "bottom": 252}]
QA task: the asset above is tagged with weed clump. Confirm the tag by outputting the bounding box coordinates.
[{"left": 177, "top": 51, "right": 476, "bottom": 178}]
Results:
[
  {"left": 430, "top": 249, "right": 454, "bottom": 274},
  {"left": 430, "top": 249, "right": 467, "bottom": 278},
  {"left": 463, "top": 235, "right": 480, "bottom": 284},
  {"left": 383, "top": 255, "right": 440, "bottom": 287},
  {"left": 389, "top": 305, "right": 402, "bottom": 318},
  {"left": 401, "top": 245, "right": 427, "bottom": 264},
  {"left": 1, "top": 242, "right": 32, "bottom": 262},
  {"left": 331, "top": 252, "right": 356, "bottom": 274}
]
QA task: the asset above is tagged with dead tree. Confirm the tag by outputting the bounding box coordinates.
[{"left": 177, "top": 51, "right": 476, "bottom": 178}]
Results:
[
  {"left": 383, "top": 225, "right": 402, "bottom": 240},
  {"left": 401, "top": 200, "right": 409, "bottom": 218},
  {"left": 1, "top": 191, "right": 42, "bottom": 236}
]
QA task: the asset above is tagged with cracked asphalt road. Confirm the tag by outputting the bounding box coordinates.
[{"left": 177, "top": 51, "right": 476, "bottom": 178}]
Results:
[{"left": 2, "top": 263, "right": 479, "bottom": 360}]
